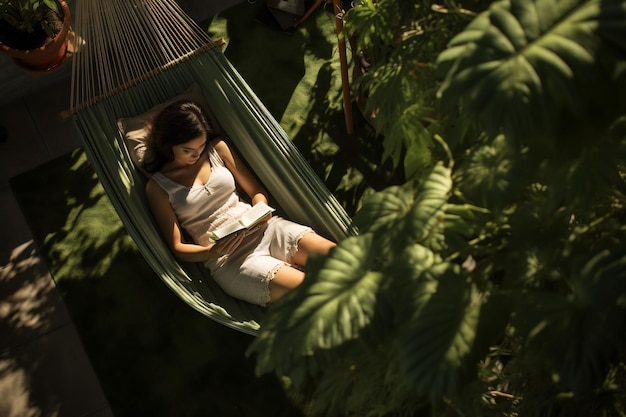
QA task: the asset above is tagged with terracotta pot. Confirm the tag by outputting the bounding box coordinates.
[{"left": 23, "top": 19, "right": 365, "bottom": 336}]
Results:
[{"left": 0, "top": 0, "right": 72, "bottom": 72}]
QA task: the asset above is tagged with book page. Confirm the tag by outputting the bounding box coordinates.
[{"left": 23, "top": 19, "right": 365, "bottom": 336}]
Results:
[
  {"left": 241, "top": 201, "right": 274, "bottom": 227},
  {"left": 211, "top": 202, "right": 275, "bottom": 240},
  {"left": 211, "top": 221, "right": 243, "bottom": 240}
]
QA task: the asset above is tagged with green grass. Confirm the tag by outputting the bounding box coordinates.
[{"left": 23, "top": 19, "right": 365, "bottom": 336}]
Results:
[{"left": 208, "top": 1, "right": 399, "bottom": 212}]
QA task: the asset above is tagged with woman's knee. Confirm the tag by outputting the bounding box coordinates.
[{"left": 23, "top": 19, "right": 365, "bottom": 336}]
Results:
[
  {"left": 272, "top": 264, "right": 305, "bottom": 289},
  {"left": 309, "top": 233, "right": 336, "bottom": 252},
  {"left": 293, "top": 233, "right": 336, "bottom": 266},
  {"left": 268, "top": 265, "right": 305, "bottom": 303}
]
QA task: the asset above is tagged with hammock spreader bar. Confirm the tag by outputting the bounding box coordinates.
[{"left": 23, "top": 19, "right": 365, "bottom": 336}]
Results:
[{"left": 70, "top": 0, "right": 356, "bottom": 335}]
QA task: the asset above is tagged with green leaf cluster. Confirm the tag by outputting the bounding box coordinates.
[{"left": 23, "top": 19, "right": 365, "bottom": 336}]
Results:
[
  {"left": 250, "top": 161, "right": 496, "bottom": 415},
  {"left": 343, "top": 0, "right": 490, "bottom": 178},
  {"left": 0, "top": 0, "right": 61, "bottom": 36},
  {"left": 250, "top": 0, "right": 626, "bottom": 416},
  {"left": 436, "top": 0, "right": 626, "bottom": 148}
]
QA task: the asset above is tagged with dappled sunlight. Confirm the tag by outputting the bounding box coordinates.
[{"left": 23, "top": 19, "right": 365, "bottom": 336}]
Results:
[
  {"left": 208, "top": 1, "right": 404, "bottom": 216},
  {"left": 22, "top": 150, "right": 135, "bottom": 282},
  {"left": 0, "top": 240, "right": 67, "bottom": 417},
  {"left": 290, "top": 61, "right": 403, "bottom": 213},
  {"left": 0, "top": 359, "right": 47, "bottom": 417},
  {"left": 0, "top": 242, "right": 61, "bottom": 332},
  {"left": 43, "top": 186, "right": 133, "bottom": 281}
]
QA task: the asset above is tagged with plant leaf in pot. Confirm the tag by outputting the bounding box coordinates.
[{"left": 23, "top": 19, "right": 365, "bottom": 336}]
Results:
[{"left": 0, "top": 0, "right": 72, "bottom": 71}]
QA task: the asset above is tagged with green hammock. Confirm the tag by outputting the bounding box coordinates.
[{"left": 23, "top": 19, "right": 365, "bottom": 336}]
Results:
[{"left": 69, "top": 0, "right": 355, "bottom": 335}]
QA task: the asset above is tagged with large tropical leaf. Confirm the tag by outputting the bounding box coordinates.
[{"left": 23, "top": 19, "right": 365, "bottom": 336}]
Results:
[
  {"left": 384, "top": 102, "right": 435, "bottom": 178},
  {"left": 455, "top": 134, "right": 525, "bottom": 208},
  {"left": 351, "top": 181, "right": 415, "bottom": 256},
  {"left": 344, "top": 0, "right": 459, "bottom": 178},
  {"left": 343, "top": 0, "right": 395, "bottom": 62},
  {"left": 407, "top": 161, "right": 452, "bottom": 246},
  {"left": 396, "top": 262, "right": 482, "bottom": 400},
  {"left": 518, "top": 250, "right": 626, "bottom": 391},
  {"left": 353, "top": 181, "right": 415, "bottom": 235},
  {"left": 353, "top": 161, "right": 453, "bottom": 254},
  {"left": 355, "top": 51, "right": 439, "bottom": 179},
  {"left": 248, "top": 234, "right": 384, "bottom": 379},
  {"left": 436, "top": 0, "right": 626, "bottom": 143}
]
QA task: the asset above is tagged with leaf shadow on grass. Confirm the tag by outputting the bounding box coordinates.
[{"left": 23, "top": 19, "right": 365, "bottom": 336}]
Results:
[
  {"left": 211, "top": 2, "right": 404, "bottom": 216},
  {"left": 290, "top": 60, "right": 405, "bottom": 214},
  {"left": 0, "top": 239, "right": 73, "bottom": 417},
  {"left": 215, "top": 2, "right": 311, "bottom": 120}
]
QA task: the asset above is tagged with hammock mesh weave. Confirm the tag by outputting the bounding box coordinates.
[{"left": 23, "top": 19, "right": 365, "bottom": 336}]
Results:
[{"left": 69, "top": 0, "right": 355, "bottom": 335}]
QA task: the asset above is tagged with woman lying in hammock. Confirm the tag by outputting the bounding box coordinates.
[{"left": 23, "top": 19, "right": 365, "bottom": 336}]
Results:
[{"left": 143, "top": 100, "right": 336, "bottom": 306}]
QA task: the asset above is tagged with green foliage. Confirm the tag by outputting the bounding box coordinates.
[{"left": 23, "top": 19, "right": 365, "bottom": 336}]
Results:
[
  {"left": 251, "top": 234, "right": 384, "bottom": 382},
  {"left": 396, "top": 261, "right": 481, "bottom": 400},
  {"left": 250, "top": 0, "right": 626, "bottom": 416},
  {"left": 0, "top": 0, "right": 61, "bottom": 36},
  {"left": 343, "top": 0, "right": 489, "bottom": 178},
  {"left": 436, "top": 0, "right": 626, "bottom": 147}
]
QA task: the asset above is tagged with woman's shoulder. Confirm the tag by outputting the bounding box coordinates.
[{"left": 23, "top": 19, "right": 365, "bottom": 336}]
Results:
[
  {"left": 212, "top": 138, "right": 235, "bottom": 161},
  {"left": 146, "top": 174, "right": 163, "bottom": 189},
  {"left": 211, "top": 137, "right": 228, "bottom": 151},
  {"left": 145, "top": 175, "right": 161, "bottom": 196},
  {"left": 208, "top": 137, "right": 232, "bottom": 165}
]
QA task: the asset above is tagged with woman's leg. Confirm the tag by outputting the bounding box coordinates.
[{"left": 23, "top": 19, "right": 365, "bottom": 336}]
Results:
[
  {"left": 291, "top": 232, "right": 336, "bottom": 267},
  {"left": 268, "top": 233, "right": 336, "bottom": 304},
  {"left": 268, "top": 265, "right": 305, "bottom": 303}
]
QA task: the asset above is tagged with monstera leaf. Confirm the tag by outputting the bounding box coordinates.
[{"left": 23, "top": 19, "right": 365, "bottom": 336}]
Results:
[
  {"left": 353, "top": 161, "right": 452, "bottom": 252},
  {"left": 436, "top": 0, "right": 626, "bottom": 143},
  {"left": 521, "top": 250, "right": 626, "bottom": 391},
  {"left": 249, "top": 234, "right": 384, "bottom": 380},
  {"left": 397, "top": 261, "right": 482, "bottom": 399},
  {"left": 408, "top": 162, "right": 452, "bottom": 243},
  {"left": 353, "top": 181, "right": 415, "bottom": 236}
]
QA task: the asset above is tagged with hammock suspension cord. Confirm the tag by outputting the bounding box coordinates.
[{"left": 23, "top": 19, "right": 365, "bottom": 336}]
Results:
[{"left": 70, "top": 0, "right": 215, "bottom": 113}]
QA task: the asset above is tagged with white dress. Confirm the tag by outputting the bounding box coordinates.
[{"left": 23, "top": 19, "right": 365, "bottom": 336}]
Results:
[{"left": 151, "top": 144, "right": 312, "bottom": 306}]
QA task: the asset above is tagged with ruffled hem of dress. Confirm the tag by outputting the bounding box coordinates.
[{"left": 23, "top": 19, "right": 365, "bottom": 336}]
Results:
[
  {"left": 261, "top": 262, "right": 286, "bottom": 306},
  {"left": 286, "top": 228, "right": 314, "bottom": 264}
]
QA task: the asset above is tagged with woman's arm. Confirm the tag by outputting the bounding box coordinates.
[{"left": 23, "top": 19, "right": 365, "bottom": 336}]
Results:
[
  {"left": 214, "top": 139, "right": 270, "bottom": 206},
  {"left": 146, "top": 178, "right": 230, "bottom": 262}
]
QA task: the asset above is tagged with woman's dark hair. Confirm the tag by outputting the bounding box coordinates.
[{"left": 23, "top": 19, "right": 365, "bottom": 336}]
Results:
[{"left": 143, "top": 101, "right": 214, "bottom": 173}]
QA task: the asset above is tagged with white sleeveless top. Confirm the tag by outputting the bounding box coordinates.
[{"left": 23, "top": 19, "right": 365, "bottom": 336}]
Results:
[
  {"left": 151, "top": 145, "right": 252, "bottom": 247},
  {"left": 150, "top": 143, "right": 314, "bottom": 306}
]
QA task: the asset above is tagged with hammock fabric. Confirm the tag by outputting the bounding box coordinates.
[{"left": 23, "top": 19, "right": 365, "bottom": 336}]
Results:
[{"left": 69, "top": 0, "right": 355, "bottom": 335}]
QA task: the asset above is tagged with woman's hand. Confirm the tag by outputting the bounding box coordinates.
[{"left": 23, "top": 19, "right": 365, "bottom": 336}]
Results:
[{"left": 211, "top": 231, "right": 246, "bottom": 257}]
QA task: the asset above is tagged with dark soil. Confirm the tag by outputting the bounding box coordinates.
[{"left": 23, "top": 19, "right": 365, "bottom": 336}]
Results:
[{"left": 0, "top": 7, "right": 64, "bottom": 50}]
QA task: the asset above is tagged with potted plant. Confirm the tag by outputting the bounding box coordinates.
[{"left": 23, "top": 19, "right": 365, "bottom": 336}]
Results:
[{"left": 0, "top": 0, "right": 71, "bottom": 71}]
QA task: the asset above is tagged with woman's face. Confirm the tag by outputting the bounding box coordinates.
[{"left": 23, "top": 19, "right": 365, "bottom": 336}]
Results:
[{"left": 171, "top": 132, "right": 207, "bottom": 166}]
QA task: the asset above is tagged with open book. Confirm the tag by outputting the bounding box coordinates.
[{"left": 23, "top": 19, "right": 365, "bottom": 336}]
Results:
[{"left": 210, "top": 201, "right": 275, "bottom": 241}]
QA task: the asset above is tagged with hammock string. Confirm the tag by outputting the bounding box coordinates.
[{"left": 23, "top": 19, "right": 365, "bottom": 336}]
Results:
[{"left": 70, "top": 0, "right": 217, "bottom": 113}]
